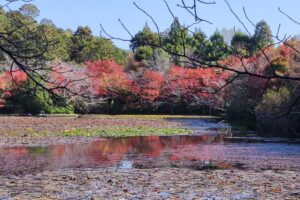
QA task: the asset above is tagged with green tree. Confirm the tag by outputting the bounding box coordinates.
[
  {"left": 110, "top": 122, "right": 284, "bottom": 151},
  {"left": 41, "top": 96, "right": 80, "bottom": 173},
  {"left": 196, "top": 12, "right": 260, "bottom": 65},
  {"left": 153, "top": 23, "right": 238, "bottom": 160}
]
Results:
[
  {"left": 253, "top": 20, "right": 274, "bottom": 50},
  {"left": 0, "top": 7, "right": 8, "bottom": 62},
  {"left": 134, "top": 46, "right": 153, "bottom": 61},
  {"left": 40, "top": 18, "right": 55, "bottom": 27},
  {"left": 41, "top": 25, "right": 72, "bottom": 61},
  {"left": 187, "top": 29, "right": 208, "bottom": 59},
  {"left": 19, "top": 3, "right": 40, "bottom": 18},
  {"left": 0, "top": 6, "right": 4, "bottom": 15},
  {"left": 69, "top": 26, "right": 127, "bottom": 64},
  {"left": 69, "top": 26, "right": 93, "bottom": 63},
  {"left": 74, "top": 26, "right": 92, "bottom": 38},
  {"left": 231, "top": 32, "right": 254, "bottom": 56},
  {"left": 113, "top": 48, "right": 128, "bottom": 66},
  {"left": 84, "top": 37, "right": 124, "bottom": 62},
  {"left": 188, "top": 30, "right": 230, "bottom": 62},
  {"left": 3, "top": 9, "right": 50, "bottom": 64},
  {"left": 205, "top": 31, "right": 231, "bottom": 61},
  {"left": 164, "top": 17, "right": 188, "bottom": 65},
  {"left": 130, "top": 23, "right": 160, "bottom": 51}
]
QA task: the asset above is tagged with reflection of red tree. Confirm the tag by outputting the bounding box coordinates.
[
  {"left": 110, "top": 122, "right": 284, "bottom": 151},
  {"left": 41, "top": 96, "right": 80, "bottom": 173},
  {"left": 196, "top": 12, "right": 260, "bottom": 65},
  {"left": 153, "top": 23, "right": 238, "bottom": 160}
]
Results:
[
  {"left": 49, "top": 134, "right": 226, "bottom": 165},
  {"left": 0, "top": 134, "right": 227, "bottom": 170},
  {"left": 169, "top": 154, "right": 181, "bottom": 161},
  {"left": 51, "top": 145, "right": 67, "bottom": 158},
  {"left": 166, "top": 134, "right": 226, "bottom": 161},
  {"left": 2, "top": 147, "right": 28, "bottom": 159},
  {"left": 137, "top": 136, "right": 163, "bottom": 157}
]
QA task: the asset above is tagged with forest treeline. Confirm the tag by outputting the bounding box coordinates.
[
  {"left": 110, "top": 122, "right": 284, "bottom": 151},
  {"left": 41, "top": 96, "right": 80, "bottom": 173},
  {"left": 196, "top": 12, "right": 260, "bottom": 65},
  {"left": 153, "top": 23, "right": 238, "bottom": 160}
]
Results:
[{"left": 1, "top": 4, "right": 300, "bottom": 135}]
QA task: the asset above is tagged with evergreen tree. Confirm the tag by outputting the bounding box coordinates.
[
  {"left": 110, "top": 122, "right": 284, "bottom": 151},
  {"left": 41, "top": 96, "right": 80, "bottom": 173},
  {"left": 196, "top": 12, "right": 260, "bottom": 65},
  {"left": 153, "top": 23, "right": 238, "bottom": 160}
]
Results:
[
  {"left": 188, "top": 28, "right": 208, "bottom": 59},
  {"left": 253, "top": 20, "right": 274, "bottom": 50},
  {"left": 164, "top": 17, "right": 188, "bottom": 65},
  {"left": 231, "top": 32, "right": 254, "bottom": 56},
  {"left": 205, "top": 31, "right": 231, "bottom": 61},
  {"left": 130, "top": 23, "right": 160, "bottom": 51},
  {"left": 69, "top": 26, "right": 127, "bottom": 64},
  {"left": 19, "top": 3, "right": 40, "bottom": 18}
]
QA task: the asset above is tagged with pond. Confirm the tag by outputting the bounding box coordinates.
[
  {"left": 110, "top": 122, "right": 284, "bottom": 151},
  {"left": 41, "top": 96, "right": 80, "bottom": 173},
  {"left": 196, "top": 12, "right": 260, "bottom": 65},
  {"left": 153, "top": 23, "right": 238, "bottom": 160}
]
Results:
[{"left": 0, "top": 118, "right": 299, "bottom": 176}]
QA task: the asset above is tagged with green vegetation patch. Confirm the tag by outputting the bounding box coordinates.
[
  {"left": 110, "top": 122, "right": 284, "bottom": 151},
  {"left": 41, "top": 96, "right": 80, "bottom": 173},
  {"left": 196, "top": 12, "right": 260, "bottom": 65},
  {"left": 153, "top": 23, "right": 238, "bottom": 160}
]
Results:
[{"left": 62, "top": 126, "right": 192, "bottom": 138}]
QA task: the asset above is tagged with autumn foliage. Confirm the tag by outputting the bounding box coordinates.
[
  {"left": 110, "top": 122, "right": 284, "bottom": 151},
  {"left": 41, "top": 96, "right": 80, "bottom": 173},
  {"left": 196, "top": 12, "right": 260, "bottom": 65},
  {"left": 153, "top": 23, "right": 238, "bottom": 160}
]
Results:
[
  {"left": 137, "top": 70, "right": 165, "bottom": 101},
  {"left": 1, "top": 42, "right": 299, "bottom": 116},
  {"left": 82, "top": 60, "right": 229, "bottom": 113},
  {"left": 164, "top": 66, "right": 228, "bottom": 103},
  {"left": 86, "top": 60, "right": 133, "bottom": 97},
  {"left": 0, "top": 70, "right": 27, "bottom": 108}
]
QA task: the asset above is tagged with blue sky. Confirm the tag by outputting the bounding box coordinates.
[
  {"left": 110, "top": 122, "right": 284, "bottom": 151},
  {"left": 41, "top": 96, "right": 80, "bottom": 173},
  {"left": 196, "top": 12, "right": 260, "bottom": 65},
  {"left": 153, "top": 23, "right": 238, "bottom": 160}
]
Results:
[{"left": 5, "top": 0, "right": 300, "bottom": 49}]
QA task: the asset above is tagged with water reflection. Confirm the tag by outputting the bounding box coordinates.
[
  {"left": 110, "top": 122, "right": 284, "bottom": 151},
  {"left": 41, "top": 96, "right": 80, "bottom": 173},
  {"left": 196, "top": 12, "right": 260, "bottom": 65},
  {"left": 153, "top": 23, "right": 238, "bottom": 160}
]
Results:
[
  {"left": 0, "top": 133, "right": 300, "bottom": 175},
  {"left": 167, "top": 118, "right": 229, "bottom": 129}
]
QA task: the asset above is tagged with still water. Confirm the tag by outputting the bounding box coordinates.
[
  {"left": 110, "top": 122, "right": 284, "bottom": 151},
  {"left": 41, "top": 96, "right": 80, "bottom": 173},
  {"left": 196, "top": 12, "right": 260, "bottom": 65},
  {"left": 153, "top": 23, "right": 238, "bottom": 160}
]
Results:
[{"left": 0, "top": 118, "right": 299, "bottom": 175}]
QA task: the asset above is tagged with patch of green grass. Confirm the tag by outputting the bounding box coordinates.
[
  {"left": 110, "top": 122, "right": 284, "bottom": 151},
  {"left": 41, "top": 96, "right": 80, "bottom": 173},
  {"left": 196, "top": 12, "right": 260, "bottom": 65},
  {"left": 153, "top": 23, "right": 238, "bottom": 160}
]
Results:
[
  {"left": 62, "top": 126, "right": 192, "bottom": 138},
  {"left": 6, "top": 129, "right": 49, "bottom": 137}
]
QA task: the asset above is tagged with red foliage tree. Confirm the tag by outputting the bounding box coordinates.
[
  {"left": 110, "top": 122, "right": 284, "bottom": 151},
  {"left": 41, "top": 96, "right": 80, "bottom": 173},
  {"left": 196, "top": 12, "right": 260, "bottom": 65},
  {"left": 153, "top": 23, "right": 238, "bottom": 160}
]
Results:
[
  {"left": 0, "top": 70, "right": 27, "bottom": 108},
  {"left": 86, "top": 60, "right": 133, "bottom": 97},
  {"left": 163, "top": 65, "right": 228, "bottom": 106},
  {"left": 138, "top": 70, "right": 165, "bottom": 102}
]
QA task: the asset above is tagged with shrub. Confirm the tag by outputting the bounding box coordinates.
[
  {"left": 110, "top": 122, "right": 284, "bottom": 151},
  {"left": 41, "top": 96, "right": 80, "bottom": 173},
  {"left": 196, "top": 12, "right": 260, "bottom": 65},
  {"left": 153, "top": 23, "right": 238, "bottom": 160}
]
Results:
[{"left": 255, "top": 87, "right": 300, "bottom": 136}]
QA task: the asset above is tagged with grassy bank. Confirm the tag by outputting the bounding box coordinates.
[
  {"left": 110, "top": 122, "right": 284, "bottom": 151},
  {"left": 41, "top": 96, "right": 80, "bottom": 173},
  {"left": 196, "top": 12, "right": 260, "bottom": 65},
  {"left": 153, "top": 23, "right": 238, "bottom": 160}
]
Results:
[{"left": 62, "top": 126, "right": 192, "bottom": 138}]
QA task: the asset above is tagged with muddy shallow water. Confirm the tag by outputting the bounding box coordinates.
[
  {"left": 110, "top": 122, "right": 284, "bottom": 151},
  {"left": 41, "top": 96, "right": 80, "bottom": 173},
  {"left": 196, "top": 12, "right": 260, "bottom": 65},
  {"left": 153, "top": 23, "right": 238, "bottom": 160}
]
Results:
[
  {"left": 0, "top": 117, "right": 300, "bottom": 199},
  {"left": 0, "top": 118, "right": 299, "bottom": 175}
]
